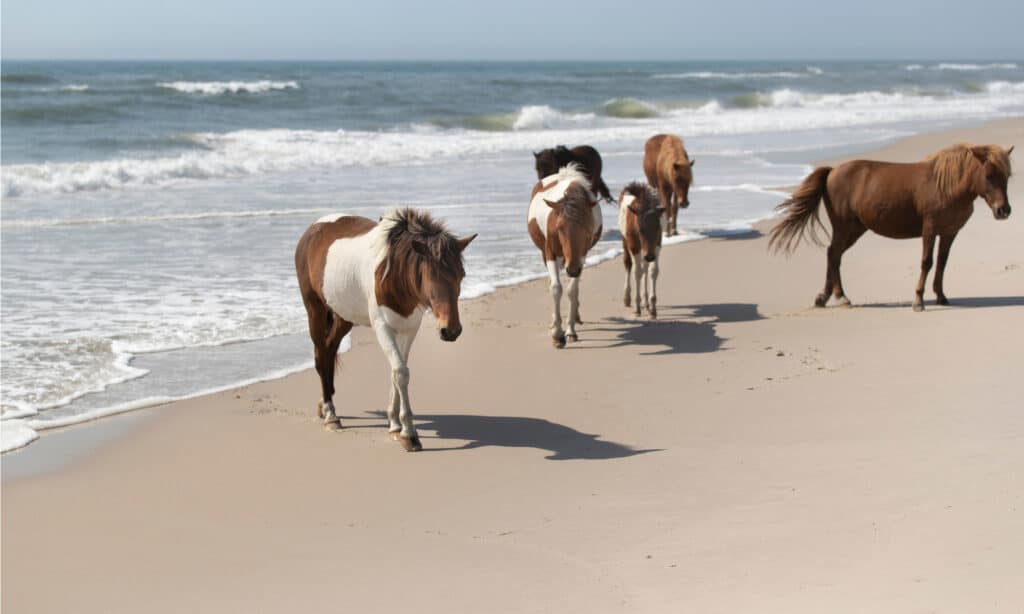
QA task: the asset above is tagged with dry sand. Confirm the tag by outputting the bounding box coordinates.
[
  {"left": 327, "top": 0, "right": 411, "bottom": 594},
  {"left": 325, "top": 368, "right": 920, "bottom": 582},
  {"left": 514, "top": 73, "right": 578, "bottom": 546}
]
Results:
[{"left": 3, "top": 118, "right": 1023, "bottom": 613}]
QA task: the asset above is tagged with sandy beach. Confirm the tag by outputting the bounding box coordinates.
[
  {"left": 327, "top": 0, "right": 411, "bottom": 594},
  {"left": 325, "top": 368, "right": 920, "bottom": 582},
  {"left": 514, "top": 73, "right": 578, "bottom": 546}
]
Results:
[{"left": 3, "top": 118, "right": 1022, "bottom": 613}]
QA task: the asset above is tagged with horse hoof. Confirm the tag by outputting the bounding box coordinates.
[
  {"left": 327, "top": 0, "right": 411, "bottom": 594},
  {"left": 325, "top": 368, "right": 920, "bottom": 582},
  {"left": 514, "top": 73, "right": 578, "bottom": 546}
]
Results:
[
  {"left": 814, "top": 294, "right": 829, "bottom": 307},
  {"left": 399, "top": 436, "right": 422, "bottom": 452},
  {"left": 323, "top": 419, "right": 342, "bottom": 431},
  {"left": 552, "top": 334, "right": 566, "bottom": 349},
  {"left": 566, "top": 333, "right": 578, "bottom": 343},
  {"left": 837, "top": 297, "right": 852, "bottom": 308},
  {"left": 624, "top": 297, "right": 631, "bottom": 307},
  {"left": 912, "top": 302, "right": 925, "bottom": 312},
  {"left": 936, "top": 296, "right": 949, "bottom": 306},
  {"left": 649, "top": 310, "right": 657, "bottom": 319}
]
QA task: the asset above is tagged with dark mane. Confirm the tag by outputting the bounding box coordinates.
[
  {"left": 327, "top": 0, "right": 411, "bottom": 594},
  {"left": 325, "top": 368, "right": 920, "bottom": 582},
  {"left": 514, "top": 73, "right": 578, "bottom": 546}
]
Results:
[
  {"left": 382, "top": 208, "right": 465, "bottom": 281},
  {"left": 622, "top": 181, "right": 659, "bottom": 213},
  {"left": 557, "top": 182, "right": 597, "bottom": 229}
]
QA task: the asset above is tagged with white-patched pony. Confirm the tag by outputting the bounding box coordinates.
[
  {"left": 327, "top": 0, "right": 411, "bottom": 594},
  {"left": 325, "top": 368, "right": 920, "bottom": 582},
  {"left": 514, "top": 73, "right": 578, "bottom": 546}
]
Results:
[
  {"left": 527, "top": 163, "right": 603, "bottom": 348},
  {"left": 295, "top": 208, "right": 476, "bottom": 451},
  {"left": 618, "top": 182, "right": 665, "bottom": 318}
]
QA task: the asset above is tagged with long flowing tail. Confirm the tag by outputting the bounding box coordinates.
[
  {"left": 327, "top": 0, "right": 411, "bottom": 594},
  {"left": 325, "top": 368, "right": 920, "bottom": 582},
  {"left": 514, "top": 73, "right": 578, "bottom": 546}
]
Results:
[{"left": 768, "top": 166, "right": 832, "bottom": 254}]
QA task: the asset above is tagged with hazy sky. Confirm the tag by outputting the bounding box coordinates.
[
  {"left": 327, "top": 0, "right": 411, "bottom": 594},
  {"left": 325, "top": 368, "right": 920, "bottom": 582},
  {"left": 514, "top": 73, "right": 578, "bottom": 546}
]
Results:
[{"left": 3, "top": 0, "right": 1023, "bottom": 61}]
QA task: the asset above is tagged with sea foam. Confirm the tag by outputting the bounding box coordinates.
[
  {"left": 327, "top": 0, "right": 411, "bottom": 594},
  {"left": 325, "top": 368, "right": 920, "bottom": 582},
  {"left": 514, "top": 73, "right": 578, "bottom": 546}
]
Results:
[{"left": 157, "top": 80, "right": 300, "bottom": 95}]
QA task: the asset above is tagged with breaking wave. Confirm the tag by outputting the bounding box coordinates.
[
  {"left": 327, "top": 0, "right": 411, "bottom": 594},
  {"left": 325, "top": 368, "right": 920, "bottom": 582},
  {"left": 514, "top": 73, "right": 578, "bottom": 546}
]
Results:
[{"left": 157, "top": 80, "right": 300, "bottom": 95}]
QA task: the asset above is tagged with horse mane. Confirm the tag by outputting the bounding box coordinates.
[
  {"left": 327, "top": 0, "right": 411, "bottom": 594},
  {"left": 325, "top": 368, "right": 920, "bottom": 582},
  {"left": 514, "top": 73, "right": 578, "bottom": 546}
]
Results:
[
  {"left": 376, "top": 208, "right": 465, "bottom": 283},
  {"left": 621, "top": 181, "right": 659, "bottom": 212},
  {"left": 553, "top": 162, "right": 592, "bottom": 190},
  {"left": 928, "top": 143, "right": 1012, "bottom": 197},
  {"left": 549, "top": 165, "right": 597, "bottom": 229}
]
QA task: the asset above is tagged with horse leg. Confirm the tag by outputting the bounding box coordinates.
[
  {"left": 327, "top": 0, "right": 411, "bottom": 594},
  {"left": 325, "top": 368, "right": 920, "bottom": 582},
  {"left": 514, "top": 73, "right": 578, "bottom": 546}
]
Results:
[
  {"left": 372, "top": 320, "right": 421, "bottom": 452},
  {"left": 320, "top": 316, "right": 353, "bottom": 429},
  {"left": 384, "top": 330, "right": 416, "bottom": 434},
  {"left": 648, "top": 248, "right": 660, "bottom": 319},
  {"left": 631, "top": 253, "right": 643, "bottom": 317},
  {"left": 305, "top": 300, "right": 344, "bottom": 430},
  {"left": 622, "top": 250, "right": 633, "bottom": 307},
  {"left": 913, "top": 231, "right": 937, "bottom": 312},
  {"left": 933, "top": 233, "right": 958, "bottom": 306},
  {"left": 825, "top": 225, "right": 866, "bottom": 307},
  {"left": 640, "top": 260, "right": 651, "bottom": 314},
  {"left": 659, "top": 181, "right": 675, "bottom": 236},
  {"left": 547, "top": 259, "right": 566, "bottom": 348},
  {"left": 566, "top": 275, "right": 581, "bottom": 342}
]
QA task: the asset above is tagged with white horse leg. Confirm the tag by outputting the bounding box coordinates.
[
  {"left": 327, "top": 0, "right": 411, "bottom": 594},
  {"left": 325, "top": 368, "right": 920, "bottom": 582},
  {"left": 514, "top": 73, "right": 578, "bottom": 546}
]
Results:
[
  {"left": 385, "top": 332, "right": 416, "bottom": 433},
  {"left": 547, "top": 259, "right": 565, "bottom": 347},
  {"left": 648, "top": 248, "right": 660, "bottom": 318},
  {"left": 631, "top": 253, "right": 643, "bottom": 317},
  {"left": 372, "top": 320, "right": 421, "bottom": 451},
  {"left": 566, "top": 275, "right": 581, "bottom": 342}
]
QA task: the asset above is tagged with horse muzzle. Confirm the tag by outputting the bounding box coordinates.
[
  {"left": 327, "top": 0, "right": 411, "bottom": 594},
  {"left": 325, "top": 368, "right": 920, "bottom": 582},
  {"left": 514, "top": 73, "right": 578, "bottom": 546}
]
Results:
[
  {"left": 439, "top": 324, "right": 462, "bottom": 342},
  {"left": 994, "top": 204, "right": 1011, "bottom": 220},
  {"left": 566, "top": 265, "right": 582, "bottom": 278},
  {"left": 644, "top": 254, "right": 656, "bottom": 263}
]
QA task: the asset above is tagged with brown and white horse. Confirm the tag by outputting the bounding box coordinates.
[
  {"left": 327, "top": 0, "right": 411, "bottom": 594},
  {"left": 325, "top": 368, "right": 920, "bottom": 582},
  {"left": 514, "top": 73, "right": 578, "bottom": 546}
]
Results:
[
  {"left": 618, "top": 182, "right": 665, "bottom": 318},
  {"left": 295, "top": 208, "right": 476, "bottom": 451},
  {"left": 770, "top": 143, "right": 1013, "bottom": 311},
  {"left": 528, "top": 163, "right": 603, "bottom": 348},
  {"left": 643, "top": 134, "right": 695, "bottom": 237},
  {"left": 534, "top": 145, "right": 613, "bottom": 202}
]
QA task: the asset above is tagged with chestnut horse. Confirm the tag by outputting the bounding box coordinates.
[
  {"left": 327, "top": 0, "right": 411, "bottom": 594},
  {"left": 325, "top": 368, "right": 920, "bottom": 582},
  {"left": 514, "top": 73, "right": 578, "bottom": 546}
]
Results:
[
  {"left": 643, "top": 134, "right": 695, "bottom": 237},
  {"left": 618, "top": 182, "right": 665, "bottom": 318},
  {"left": 528, "top": 163, "right": 603, "bottom": 347},
  {"left": 770, "top": 143, "right": 1013, "bottom": 311},
  {"left": 295, "top": 208, "right": 476, "bottom": 451},
  {"left": 534, "top": 145, "right": 613, "bottom": 202}
]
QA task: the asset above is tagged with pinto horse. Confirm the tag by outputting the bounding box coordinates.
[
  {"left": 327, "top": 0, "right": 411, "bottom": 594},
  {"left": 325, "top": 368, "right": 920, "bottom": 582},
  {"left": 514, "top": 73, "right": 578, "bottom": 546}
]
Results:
[
  {"left": 770, "top": 143, "right": 1013, "bottom": 311},
  {"left": 643, "top": 134, "right": 695, "bottom": 237},
  {"left": 295, "top": 208, "right": 476, "bottom": 451},
  {"left": 618, "top": 182, "right": 665, "bottom": 318},
  {"left": 528, "top": 163, "right": 603, "bottom": 347},
  {"left": 534, "top": 145, "right": 613, "bottom": 202}
]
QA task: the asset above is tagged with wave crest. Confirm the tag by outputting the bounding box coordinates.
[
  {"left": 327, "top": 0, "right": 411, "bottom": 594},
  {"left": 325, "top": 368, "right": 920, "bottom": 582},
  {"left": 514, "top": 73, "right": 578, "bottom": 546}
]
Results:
[{"left": 157, "top": 80, "right": 300, "bottom": 95}]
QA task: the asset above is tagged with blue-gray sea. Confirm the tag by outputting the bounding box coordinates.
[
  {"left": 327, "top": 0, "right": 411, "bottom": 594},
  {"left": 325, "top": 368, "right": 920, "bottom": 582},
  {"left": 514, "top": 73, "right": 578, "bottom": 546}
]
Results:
[{"left": 3, "top": 60, "right": 1023, "bottom": 451}]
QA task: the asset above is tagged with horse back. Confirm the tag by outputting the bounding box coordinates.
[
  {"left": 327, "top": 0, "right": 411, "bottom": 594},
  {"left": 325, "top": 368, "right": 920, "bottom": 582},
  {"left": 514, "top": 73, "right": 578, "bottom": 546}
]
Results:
[
  {"left": 643, "top": 135, "right": 668, "bottom": 184},
  {"left": 295, "top": 215, "right": 377, "bottom": 303}
]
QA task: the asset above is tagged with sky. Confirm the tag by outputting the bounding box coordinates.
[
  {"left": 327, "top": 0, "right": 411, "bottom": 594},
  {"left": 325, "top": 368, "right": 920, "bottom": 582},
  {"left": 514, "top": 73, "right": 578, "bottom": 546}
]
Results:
[{"left": 2, "top": 0, "right": 1023, "bottom": 61}]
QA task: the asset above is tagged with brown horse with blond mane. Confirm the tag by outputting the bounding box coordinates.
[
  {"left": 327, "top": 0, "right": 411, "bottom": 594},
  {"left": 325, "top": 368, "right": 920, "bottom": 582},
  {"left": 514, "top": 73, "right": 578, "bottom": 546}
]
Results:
[
  {"left": 770, "top": 143, "right": 1013, "bottom": 311},
  {"left": 295, "top": 208, "right": 476, "bottom": 451}
]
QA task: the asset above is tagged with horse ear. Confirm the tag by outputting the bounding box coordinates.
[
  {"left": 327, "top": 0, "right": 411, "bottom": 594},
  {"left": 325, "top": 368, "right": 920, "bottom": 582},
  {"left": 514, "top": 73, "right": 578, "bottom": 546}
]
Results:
[
  {"left": 688, "top": 157, "right": 696, "bottom": 168},
  {"left": 533, "top": 151, "right": 540, "bottom": 159},
  {"left": 456, "top": 234, "right": 477, "bottom": 252},
  {"left": 544, "top": 198, "right": 562, "bottom": 210},
  {"left": 1008, "top": 145, "right": 1015, "bottom": 156}
]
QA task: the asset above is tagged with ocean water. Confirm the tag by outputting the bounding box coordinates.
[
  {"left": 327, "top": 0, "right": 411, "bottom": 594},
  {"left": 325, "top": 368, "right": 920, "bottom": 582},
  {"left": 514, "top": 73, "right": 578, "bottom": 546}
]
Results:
[{"left": 3, "top": 60, "right": 1023, "bottom": 452}]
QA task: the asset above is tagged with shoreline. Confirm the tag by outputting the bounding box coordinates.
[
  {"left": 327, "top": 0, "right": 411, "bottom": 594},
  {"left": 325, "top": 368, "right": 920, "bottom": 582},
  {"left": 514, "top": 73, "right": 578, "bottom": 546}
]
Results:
[
  {"left": 0, "top": 116, "right": 1015, "bottom": 461},
  {"left": 4, "top": 116, "right": 1022, "bottom": 613}
]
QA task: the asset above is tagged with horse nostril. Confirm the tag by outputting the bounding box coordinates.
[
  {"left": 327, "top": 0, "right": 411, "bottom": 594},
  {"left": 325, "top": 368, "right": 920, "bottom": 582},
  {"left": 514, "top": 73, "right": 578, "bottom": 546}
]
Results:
[{"left": 644, "top": 255, "right": 656, "bottom": 262}]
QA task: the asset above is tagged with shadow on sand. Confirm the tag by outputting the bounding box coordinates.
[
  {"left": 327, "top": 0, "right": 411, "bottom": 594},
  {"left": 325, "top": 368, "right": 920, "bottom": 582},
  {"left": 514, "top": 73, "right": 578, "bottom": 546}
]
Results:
[
  {"left": 345, "top": 411, "right": 658, "bottom": 460},
  {"left": 576, "top": 302, "right": 762, "bottom": 355},
  {"left": 858, "top": 296, "right": 1024, "bottom": 309}
]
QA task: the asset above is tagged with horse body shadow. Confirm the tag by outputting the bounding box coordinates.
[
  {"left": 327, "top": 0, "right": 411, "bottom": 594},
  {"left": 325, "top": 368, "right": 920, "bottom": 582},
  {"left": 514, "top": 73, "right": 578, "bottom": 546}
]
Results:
[{"left": 578, "top": 303, "right": 762, "bottom": 355}]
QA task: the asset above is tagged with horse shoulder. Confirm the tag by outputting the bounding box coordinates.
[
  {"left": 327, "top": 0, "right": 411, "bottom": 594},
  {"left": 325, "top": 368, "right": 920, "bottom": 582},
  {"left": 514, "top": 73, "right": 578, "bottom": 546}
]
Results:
[{"left": 319, "top": 217, "right": 380, "bottom": 326}]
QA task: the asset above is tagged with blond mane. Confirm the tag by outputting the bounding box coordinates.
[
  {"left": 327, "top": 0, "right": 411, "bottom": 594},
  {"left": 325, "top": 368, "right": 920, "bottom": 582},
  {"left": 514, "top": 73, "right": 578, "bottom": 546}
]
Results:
[{"left": 927, "top": 143, "right": 1012, "bottom": 197}]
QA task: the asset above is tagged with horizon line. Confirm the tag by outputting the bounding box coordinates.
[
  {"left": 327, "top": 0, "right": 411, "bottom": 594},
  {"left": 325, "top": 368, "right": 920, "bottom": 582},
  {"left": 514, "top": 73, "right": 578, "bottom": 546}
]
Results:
[{"left": 3, "top": 56, "right": 1021, "bottom": 63}]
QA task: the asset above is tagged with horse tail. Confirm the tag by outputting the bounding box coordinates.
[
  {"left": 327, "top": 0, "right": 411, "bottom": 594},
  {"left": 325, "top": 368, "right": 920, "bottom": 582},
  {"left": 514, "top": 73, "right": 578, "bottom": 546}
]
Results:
[
  {"left": 768, "top": 166, "right": 832, "bottom": 254},
  {"left": 595, "top": 176, "right": 613, "bottom": 202}
]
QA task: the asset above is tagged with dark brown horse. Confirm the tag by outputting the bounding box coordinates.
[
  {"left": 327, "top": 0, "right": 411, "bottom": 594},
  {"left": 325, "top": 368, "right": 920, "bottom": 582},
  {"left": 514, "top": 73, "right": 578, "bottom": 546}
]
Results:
[
  {"left": 295, "top": 208, "right": 475, "bottom": 451},
  {"left": 643, "top": 134, "right": 695, "bottom": 237},
  {"left": 534, "top": 145, "right": 613, "bottom": 202},
  {"left": 770, "top": 143, "right": 1013, "bottom": 311}
]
